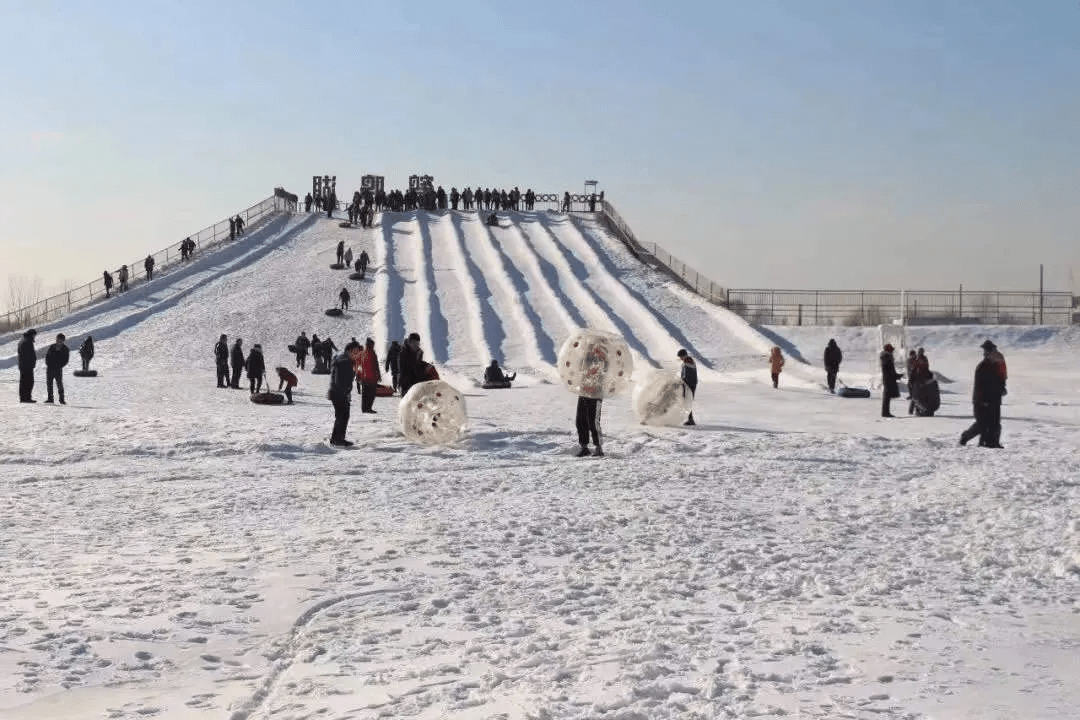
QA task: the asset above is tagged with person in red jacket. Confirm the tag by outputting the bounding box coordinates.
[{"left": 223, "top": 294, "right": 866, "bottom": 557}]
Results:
[
  {"left": 276, "top": 366, "right": 298, "bottom": 404},
  {"left": 353, "top": 337, "right": 382, "bottom": 413}
]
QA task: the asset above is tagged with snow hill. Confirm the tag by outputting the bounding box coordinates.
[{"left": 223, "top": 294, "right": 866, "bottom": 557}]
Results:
[{"left": 1, "top": 208, "right": 1079, "bottom": 720}]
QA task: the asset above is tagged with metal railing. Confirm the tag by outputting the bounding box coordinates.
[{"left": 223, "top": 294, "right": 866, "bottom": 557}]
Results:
[
  {"left": 2, "top": 192, "right": 293, "bottom": 332},
  {"left": 599, "top": 199, "right": 727, "bottom": 304},
  {"left": 727, "top": 288, "right": 1078, "bottom": 326}
]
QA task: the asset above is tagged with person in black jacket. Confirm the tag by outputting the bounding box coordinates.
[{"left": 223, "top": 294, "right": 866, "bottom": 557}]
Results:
[
  {"left": 397, "top": 333, "right": 426, "bottom": 396},
  {"left": 339, "top": 287, "right": 350, "bottom": 311},
  {"left": 44, "top": 333, "right": 70, "bottom": 404},
  {"left": 879, "top": 343, "right": 903, "bottom": 417},
  {"left": 336, "top": 240, "right": 345, "bottom": 265},
  {"left": 294, "top": 331, "right": 311, "bottom": 369},
  {"left": 103, "top": 270, "right": 114, "bottom": 298},
  {"left": 328, "top": 340, "right": 361, "bottom": 447},
  {"left": 960, "top": 340, "right": 1007, "bottom": 448},
  {"left": 17, "top": 328, "right": 38, "bottom": 403},
  {"left": 677, "top": 348, "right": 698, "bottom": 426},
  {"left": 385, "top": 340, "right": 402, "bottom": 392},
  {"left": 230, "top": 339, "right": 245, "bottom": 389},
  {"left": 214, "top": 334, "right": 230, "bottom": 388},
  {"left": 245, "top": 344, "right": 266, "bottom": 394},
  {"left": 79, "top": 335, "right": 95, "bottom": 372},
  {"left": 823, "top": 339, "right": 842, "bottom": 393}
]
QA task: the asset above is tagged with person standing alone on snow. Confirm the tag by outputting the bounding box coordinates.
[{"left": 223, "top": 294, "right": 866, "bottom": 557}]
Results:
[
  {"left": 677, "top": 348, "right": 697, "bottom": 425},
  {"left": 823, "top": 339, "right": 842, "bottom": 393},
  {"left": 959, "top": 339, "right": 1007, "bottom": 448},
  {"left": 769, "top": 346, "right": 785, "bottom": 389},
  {"left": 79, "top": 335, "right": 94, "bottom": 372},
  {"left": 880, "top": 343, "right": 903, "bottom": 417},
  {"left": 328, "top": 340, "right": 362, "bottom": 447},
  {"left": 214, "top": 334, "right": 230, "bottom": 388}
]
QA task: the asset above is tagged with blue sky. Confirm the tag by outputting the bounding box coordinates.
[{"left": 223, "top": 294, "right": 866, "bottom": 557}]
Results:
[{"left": 2, "top": 0, "right": 1078, "bottom": 310}]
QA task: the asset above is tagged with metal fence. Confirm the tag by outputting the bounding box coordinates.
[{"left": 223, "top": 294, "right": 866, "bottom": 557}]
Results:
[
  {"left": 1, "top": 193, "right": 292, "bottom": 332},
  {"left": 727, "top": 288, "right": 1078, "bottom": 326},
  {"left": 599, "top": 200, "right": 727, "bottom": 304}
]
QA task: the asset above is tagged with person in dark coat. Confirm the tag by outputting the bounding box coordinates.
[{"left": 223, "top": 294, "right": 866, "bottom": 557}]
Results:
[
  {"left": 336, "top": 240, "right": 345, "bottom": 265},
  {"left": 44, "top": 333, "right": 70, "bottom": 404},
  {"left": 229, "top": 217, "right": 237, "bottom": 240},
  {"left": 103, "top": 270, "right": 114, "bottom": 298},
  {"left": 823, "top": 339, "right": 842, "bottom": 393},
  {"left": 879, "top": 343, "right": 903, "bottom": 417},
  {"left": 230, "top": 339, "right": 245, "bottom": 389},
  {"left": 294, "top": 331, "right": 311, "bottom": 369},
  {"left": 245, "top": 344, "right": 266, "bottom": 394},
  {"left": 328, "top": 340, "right": 362, "bottom": 447},
  {"left": 17, "top": 328, "right": 38, "bottom": 402},
  {"left": 339, "top": 287, "right": 350, "bottom": 311},
  {"left": 358, "top": 250, "right": 369, "bottom": 273},
  {"left": 909, "top": 348, "right": 931, "bottom": 414},
  {"left": 385, "top": 340, "right": 402, "bottom": 392},
  {"left": 960, "top": 340, "right": 1007, "bottom": 448},
  {"left": 397, "top": 332, "right": 426, "bottom": 396},
  {"left": 144, "top": 255, "right": 155, "bottom": 281},
  {"left": 276, "top": 366, "right": 298, "bottom": 404},
  {"left": 677, "top": 348, "right": 697, "bottom": 425},
  {"left": 576, "top": 395, "right": 603, "bottom": 456},
  {"left": 235, "top": 216, "right": 245, "bottom": 235},
  {"left": 118, "top": 265, "right": 129, "bottom": 292},
  {"left": 79, "top": 336, "right": 95, "bottom": 372},
  {"left": 214, "top": 334, "right": 230, "bottom": 388}
]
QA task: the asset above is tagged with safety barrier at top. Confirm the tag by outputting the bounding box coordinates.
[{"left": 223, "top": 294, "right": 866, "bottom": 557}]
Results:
[{"left": 1, "top": 190, "right": 296, "bottom": 334}]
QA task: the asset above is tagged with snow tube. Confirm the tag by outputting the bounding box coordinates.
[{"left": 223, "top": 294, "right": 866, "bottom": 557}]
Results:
[
  {"left": 329, "top": 263, "right": 345, "bottom": 270},
  {"left": 349, "top": 272, "right": 366, "bottom": 280},
  {"left": 250, "top": 392, "right": 285, "bottom": 405},
  {"left": 324, "top": 308, "right": 343, "bottom": 317},
  {"left": 839, "top": 387, "right": 871, "bottom": 399},
  {"left": 72, "top": 370, "right": 98, "bottom": 377},
  {"left": 338, "top": 222, "right": 353, "bottom": 228},
  {"left": 423, "top": 364, "right": 440, "bottom": 381},
  {"left": 287, "top": 344, "right": 297, "bottom": 353},
  {"left": 376, "top": 384, "right": 395, "bottom": 397},
  {"left": 912, "top": 378, "right": 940, "bottom": 416},
  {"left": 481, "top": 380, "right": 513, "bottom": 389}
]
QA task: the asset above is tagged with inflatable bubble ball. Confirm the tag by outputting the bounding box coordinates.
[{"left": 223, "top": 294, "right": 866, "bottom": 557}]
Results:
[
  {"left": 632, "top": 370, "right": 694, "bottom": 426},
  {"left": 557, "top": 328, "right": 633, "bottom": 399},
  {"left": 399, "top": 380, "right": 468, "bottom": 445}
]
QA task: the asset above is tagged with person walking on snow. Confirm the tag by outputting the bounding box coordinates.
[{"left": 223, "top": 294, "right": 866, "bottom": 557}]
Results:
[
  {"left": 144, "top": 255, "right": 155, "bottom": 281},
  {"left": 44, "top": 333, "right": 69, "bottom": 404},
  {"left": 294, "top": 331, "right": 311, "bottom": 370},
  {"left": 339, "top": 287, "right": 350, "bottom": 311},
  {"left": 214, "top": 334, "right": 229, "bottom": 388},
  {"left": 78, "top": 335, "right": 94, "bottom": 372},
  {"left": 103, "top": 270, "right": 114, "bottom": 298},
  {"left": 17, "top": 328, "right": 38, "bottom": 403},
  {"left": 230, "top": 339, "right": 245, "bottom": 389},
  {"left": 385, "top": 340, "right": 402, "bottom": 393},
  {"left": 823, "top": 339, "right": 842, "bottom": 393},
  {"left": 336, "top": 240, "right": 345, "bottom": 265},
  {"left": 769, "top": 346, "right": 785, "bottom": 389},
  {"left": 354, "top": 337, "right": 381, "bottom": 413},
  {"left": 677, "top": 348, "right": 698, "bottom": 425},
  {"left": 328, "top": 340, "right": 362, "bottom": 447},
  {"left": 880, "top": 343, "right": 903, "bottom": 417},
  {"left": 343, "top": 247, "right": 353, "bottom": 268},
  {"left": 959, "top": 340, "right": 1007, "bottom": 448}
]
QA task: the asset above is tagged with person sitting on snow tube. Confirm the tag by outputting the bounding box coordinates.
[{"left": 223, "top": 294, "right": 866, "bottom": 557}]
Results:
[{"left": 483, "top": 360, "right": 515, "bottom": 388}]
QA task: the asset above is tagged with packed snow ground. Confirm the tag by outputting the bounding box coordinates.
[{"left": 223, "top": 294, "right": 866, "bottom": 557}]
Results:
[{"left": 1, "top": 209, "right": 1079, "bottom": 720}]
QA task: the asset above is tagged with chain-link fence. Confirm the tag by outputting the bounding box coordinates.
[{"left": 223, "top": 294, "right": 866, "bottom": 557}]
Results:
[{"left": 2, "top": 192, "right": 292, "bottom": 333}]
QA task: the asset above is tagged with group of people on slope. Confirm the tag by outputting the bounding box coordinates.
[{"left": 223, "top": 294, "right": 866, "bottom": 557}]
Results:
[
  {"left": 214, "top": 333, "right": 299, "bottom": 403},
  {"left": 16, "top": 330, "right": 94, "bottom": 404},
  {"left": 100, "top": 238, "right": 203, "bottom": 301}
]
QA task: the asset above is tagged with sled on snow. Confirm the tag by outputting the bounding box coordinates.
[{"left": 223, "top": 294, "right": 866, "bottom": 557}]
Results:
[
  {"left": 481, "top": 380, "right": 513, "bottom": 389},
  {"left": 349, "top": 272, "right": 366, "bottom": 281},
  {"left": 375, "top": 384, "right": 395, "bottom": 397},
  {"left": 911, "top": 378, "right": 941, "bottom": 416},
  {"left": 324, "top": 308, "right": 344, "bottom": 317},
  {"left": 72, "top": 370, "right": 98, "bottom": 377},
  {"left": 329, "top": 263, "right": 345, "bottom": 270},
  {"left": 838, "top": 386, "right": 871, "bottom": 399},
  {"left": 250, "top": 391, "right": 285, "bottom": 405}
]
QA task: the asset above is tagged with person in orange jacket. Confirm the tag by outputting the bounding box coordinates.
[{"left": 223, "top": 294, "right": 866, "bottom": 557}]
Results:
[
  {"left": 353, "top": 337, "right": 381, "bottom": 413},
  {"left": 276, "top": 366, "right": 298, "bottom": 404},
  {"left": 768, "top": 346, "right": 785, "bottom": 389}
]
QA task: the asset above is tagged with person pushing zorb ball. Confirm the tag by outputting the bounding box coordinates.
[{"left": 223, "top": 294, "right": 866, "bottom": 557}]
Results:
[
  {"left": 632, "top": 369, "right": 694, "bottom": 426},
  {"left": 399, "top": 379, "right": 468, "bottom": 445},
  {"left": 557, "top": 328, "right": 633, "bottom": 398}
]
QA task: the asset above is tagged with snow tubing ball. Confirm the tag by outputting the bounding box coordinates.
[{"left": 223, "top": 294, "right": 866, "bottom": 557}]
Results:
[
  {"left": 329, "top": 263, "right": 345, "bottom": 270},
  {"left": 250, "top": 392, "right": 285, "bottom": 405},
  {"left": 349, "top": 272, "right": 365, "bottom": 280},
  {"left": 399, "top": 380, "right": 467, "bottom": 446},
  {"left": 324, "top": 308, "right": 343, "bottom": 317},
  {"left": 556, "top": 328, "right": 633, "bottom": 399},
  {"left": 72, "top": 370, "right": 98, "bottom": 377},
  {"left": 632, "top": 370, "right": 693, "bottom": 426}
]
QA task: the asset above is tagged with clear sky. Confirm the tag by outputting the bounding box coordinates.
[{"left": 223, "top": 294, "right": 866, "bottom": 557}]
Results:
[{"left": 2, "top": 0, "right": 1078, "bottom": 311}]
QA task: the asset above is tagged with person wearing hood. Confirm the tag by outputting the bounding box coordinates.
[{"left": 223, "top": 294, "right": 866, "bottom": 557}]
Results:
[
  {"left": 214, "top": 334, "right": 230, "bottom": 388},
  {"left": 397, "top": 333, "right": 426, "bottom": 396},
  {"left": 385, "top": 340, "right": 402, "bottom": 392},
  {"left": 230, "top": 339, "right": 245, "bottom": 389},
  {"left": 17, "top": 328, "right": 38, "bottom": 402},
  {"left": 823, "top": 339, "right": 842, "bottom": 393},
  {"left": 328, "top": 340, "right": 362, "bottom": 447},
  {"left": 79, "top": 336, "right": 95, "bottom": 373},
  {"left": 44, "top": 333, "right": 70, "bottom": 404},
  {"left": 245, "top": 344, "right": 266, "bottom": 394},
  {"left": 880, "top": 343, "right": 903, "bottom": 417},
  {"left": 960, "top": 340, "right": 1007, "bottom": 448},
  {"left": 768, "top": 346, "right": 785, "bottom": 389},
  {"left": 354, "top": 337, "right": 381, "bottom": 413}
]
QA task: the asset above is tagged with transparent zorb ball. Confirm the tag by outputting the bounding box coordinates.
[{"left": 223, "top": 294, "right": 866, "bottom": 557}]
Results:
[
  {"left": 632, "top": 370, "right": 694, "bottom": 426},
  {"left": 557, "top": 328, "right": 633, "bottom": 399},
  {"left": 399, "top": 380, "right": 468, "bottom": 445}
]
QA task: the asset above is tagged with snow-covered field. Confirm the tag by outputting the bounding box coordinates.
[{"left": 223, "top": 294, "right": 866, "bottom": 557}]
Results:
[{"left": 1, "top": 209, "right": 1078, "bottom": 720}]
